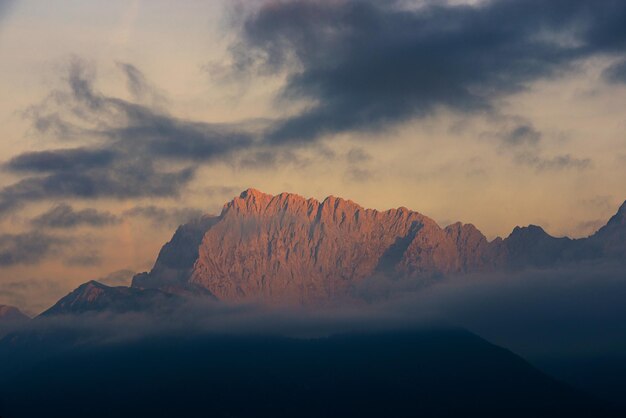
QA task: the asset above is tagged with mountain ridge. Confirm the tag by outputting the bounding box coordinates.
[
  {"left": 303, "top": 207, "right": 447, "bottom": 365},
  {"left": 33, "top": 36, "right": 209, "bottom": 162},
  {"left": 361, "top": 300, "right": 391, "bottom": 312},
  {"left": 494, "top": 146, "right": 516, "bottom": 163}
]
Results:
[
  {"left": 129, "top": 189, "right": 625, "bottom": 305},
  {"left": 38, "top": 188, "right": 626, "bottom": 314}
]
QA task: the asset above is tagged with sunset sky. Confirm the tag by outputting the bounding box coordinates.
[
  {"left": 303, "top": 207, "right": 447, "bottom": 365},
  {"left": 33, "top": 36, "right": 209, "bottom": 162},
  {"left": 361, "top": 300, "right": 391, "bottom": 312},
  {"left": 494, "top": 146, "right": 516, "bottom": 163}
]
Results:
[{"left": 1, "top": 0, "right": 626, "bottom": 313}]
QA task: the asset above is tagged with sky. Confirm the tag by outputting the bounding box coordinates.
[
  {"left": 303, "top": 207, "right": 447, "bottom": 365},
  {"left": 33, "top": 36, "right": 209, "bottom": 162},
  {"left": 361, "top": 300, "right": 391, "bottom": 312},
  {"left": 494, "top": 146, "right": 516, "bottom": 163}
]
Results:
[{"left": 0, "top": 0, "right": 625, "bottom": 314}]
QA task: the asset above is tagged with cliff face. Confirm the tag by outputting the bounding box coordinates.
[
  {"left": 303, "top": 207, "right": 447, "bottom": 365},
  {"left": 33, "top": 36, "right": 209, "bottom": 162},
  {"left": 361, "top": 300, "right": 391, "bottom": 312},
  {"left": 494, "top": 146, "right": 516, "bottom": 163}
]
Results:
[
  {"left": 130, "top": 189, "right": 626, "bottom": 305},
  {"left": 189, "top": 189, "right": 443, "bottom": 303}
]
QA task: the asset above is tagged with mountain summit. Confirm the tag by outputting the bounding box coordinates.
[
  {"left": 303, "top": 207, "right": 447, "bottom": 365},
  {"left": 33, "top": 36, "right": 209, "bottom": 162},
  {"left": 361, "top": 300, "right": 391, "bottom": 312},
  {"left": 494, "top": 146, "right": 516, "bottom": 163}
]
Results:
[{"left": 127, "top": 190, "right": 626, "bottom": 305}]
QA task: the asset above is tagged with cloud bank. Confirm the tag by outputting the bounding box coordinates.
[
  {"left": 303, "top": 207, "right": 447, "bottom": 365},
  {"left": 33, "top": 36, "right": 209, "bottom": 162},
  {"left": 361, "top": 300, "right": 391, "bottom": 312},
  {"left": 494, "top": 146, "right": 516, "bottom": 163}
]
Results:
[{"left": 230, "top": 0, "right": 626, "bottom": 143}]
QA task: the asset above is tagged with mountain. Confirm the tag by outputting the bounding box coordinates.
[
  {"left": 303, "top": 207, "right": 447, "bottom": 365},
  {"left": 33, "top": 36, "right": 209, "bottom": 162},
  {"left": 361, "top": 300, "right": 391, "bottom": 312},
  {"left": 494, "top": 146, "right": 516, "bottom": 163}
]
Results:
[
  {"left": 0, "top": 328, "right": 618, "bottom": 418},
  {"left": 35, "top": 189, "right": 625, "bottom": 314},
  {"left": 129, "top": 189, "right": 625, "bottom": 305},
  {"left": 0, "top": 305, "right": 29, "bottom": 322},
  {"left": 41, "top": 280, "right": 181, "bottom": 316}
]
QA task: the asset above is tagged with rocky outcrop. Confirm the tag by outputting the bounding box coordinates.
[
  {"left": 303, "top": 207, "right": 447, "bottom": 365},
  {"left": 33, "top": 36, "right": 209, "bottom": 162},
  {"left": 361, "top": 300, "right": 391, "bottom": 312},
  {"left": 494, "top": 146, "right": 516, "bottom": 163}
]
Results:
[{"left": 131, "top": 189, "right": 625, "bottom": 305}]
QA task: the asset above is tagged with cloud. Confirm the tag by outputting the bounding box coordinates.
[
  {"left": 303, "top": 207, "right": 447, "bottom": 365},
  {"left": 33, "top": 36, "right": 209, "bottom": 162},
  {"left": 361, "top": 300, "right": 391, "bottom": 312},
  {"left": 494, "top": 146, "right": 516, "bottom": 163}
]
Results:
[
  {"left": 353, "top": 263, "right": 626, "bottom": 360},
  {"left": 32, "top": 204, "right": 119, "bottom": 229},
  {"left": 502, "top": 123, "right": 542, "bottom": 147},
  {"left": 97, "top": 269, "right": 136, "bottom": 287},
  {"left": 229, "top": 0, "right": 626, "bottom": 143},
  {"left": 0, "top": 231, "right": 67, "bottom": 266},
  {"left": 0, "top": 158, "right": 193, "bottom": 214},
  {"left": 603, "top": 58, "right": 626, "bottom": 84},
  {"left": 0, "top": 58, "right": 264, "bottom": 215},
  {"left": 6, "top": 148, "right": 116, "bottom": 173},
  {"left": 116, "top": 62, "right": 166, "bottom": 105},
  {"left": 514, "top": 152, "right": 592, "bottom": 172},
  {"left": 483, "top": 117, "right": 592, "bottom": 170},
  {"left": 0, "top": 0, "right": 15, "bottom": 23},
  {"left": 4, "top": 261, "right": 626, "bottom": 359},
  {"left": 123, "top": 205, "right": 206, "bottom": 227}
]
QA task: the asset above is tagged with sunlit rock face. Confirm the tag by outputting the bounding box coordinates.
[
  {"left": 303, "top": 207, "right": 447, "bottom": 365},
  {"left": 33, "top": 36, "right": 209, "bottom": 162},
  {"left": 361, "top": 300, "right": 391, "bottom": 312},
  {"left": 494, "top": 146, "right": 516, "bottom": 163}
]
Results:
[
  {"left": 190, "top": 189, "right": 445, "bottom": 304},
  {"left": 131, "top": 189, "right": 626, "bottom": 305}
]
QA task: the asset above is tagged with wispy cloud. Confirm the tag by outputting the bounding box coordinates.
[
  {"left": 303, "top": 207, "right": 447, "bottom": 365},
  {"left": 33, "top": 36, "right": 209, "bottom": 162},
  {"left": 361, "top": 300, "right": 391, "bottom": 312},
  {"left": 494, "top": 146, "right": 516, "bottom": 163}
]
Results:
[
  {"left": 0, "top": 58, "right": 265, "bottom": 216},
  {"left": 32, "top": 204, "right": 119, "bottom": 229},
  {"left": 603, "top": 58, "right": 626, "bottom": 84},
  {"left": 0, "top": 231, "right": 67, "bottom": 266}
]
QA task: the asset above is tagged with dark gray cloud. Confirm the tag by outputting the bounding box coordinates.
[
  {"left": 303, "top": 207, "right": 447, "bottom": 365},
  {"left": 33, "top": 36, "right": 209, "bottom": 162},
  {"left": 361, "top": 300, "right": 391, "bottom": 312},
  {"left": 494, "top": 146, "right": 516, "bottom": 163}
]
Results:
[
  {"left": 0, "top": 58, "right": 262, "bottom": 215},
  {"left": 503, "top": 124, "right": 542, "bottom": 147},
  {"left": 486, "top": 118, "right": 591, "bottom": 170},
  {"left": 32, "top": 204, "right": 119, "bottom": 229},
  {"left": 116, "top": 62, "right": 161, "bottom": 103},
  {"left": 603, "top": 59, "right": 626, "bottom": 84},
  {"left": 0, "top": 158, "right": 193, "bottom": 213},
  {"left": 231, "top": 0, "right": 626, "bottom": 143},
  {"left": 6, "top": 148, "right": 116, "bottom": 173},
  {"left": 0, "top": 231, "right": 66, "bottom": 266}
]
